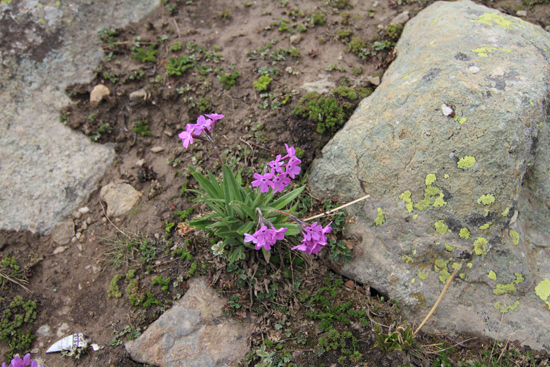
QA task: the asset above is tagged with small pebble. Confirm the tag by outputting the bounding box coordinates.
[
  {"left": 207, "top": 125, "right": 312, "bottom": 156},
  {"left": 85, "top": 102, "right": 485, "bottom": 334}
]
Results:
[
  {"left": 72, "top": 211, "right": 82, "bottom": 219},
  {"left": 102, "top": 217, "right": 107, "bottom": 223},
  {"left": 136, "top": 159, "right": 146, "bottom": 167},
  {"left": 516, "top": 10, "right": 527, "bottom": 17},
  {"left": 77, "top": 244, "right": 83, "bottom": 251},
  {"left": 164, "top": 130, "right": 174, "bottom": 137},
  {"left": 81, "top": 222, "right": 88, "bottom": 230},
  {"left": 53, "top": 246, "right": 67, "bottom": 254},
  {"left": 90, "top": 84, "right": 110, "bottom": 107},
  {"left": 71, "top": 237, "right": 77, "bottom": 243},
  {"left": 75, "top": 232, "right": 81, "bottom": 239},
  {"left": 78, "top": 207, "right": 90, "bottom": 214},
  {"left": 151, "top": 146, "right": 164, "bottom": 153},
  {"left": 86, "top": 217, "right": 92, "bottom": 225},
  {"left": 469, "top": 66, "right": 480, "bottom": 74}
]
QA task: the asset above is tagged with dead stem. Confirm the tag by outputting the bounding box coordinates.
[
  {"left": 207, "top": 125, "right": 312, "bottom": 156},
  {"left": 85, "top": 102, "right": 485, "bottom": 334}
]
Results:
[
  {"left": 0, "top": 272, "right": 31, "bottom": 293},
  {"left": 413, "top": 266, "right": 459, "bottom": 336},
  {"left": 304, "top": 194, "right": 370, "bottom": 222},
  {"left": 99, "top": 201, "right": 130, "bottom": 238}
]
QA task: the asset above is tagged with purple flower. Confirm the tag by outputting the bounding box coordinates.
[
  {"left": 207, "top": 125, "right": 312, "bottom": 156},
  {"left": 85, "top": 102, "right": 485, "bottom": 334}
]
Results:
[
  {"left": 205, "top": 113, "right": 224, "bottom": 128},
  {"left": 285, "top": 156, "right": 302, "bottom": 179},
  {"left": 269, "top": 155, "right": 285, "bottom": 174},
  {"left": 244, "top": 225, "right": 287, "bottom": 251},
  {"left": 271, "top": 172, "right": 291, "bottom": 193},
  {"left": 195, "top": 115, "right": 213, "bottom": 132},
  {"left": 178, "top": 124, "right": 195, "bottom": 148},
  {"left": 282, "top": 143, "right": 296, "bottom": 160},
  {"left": 291, "top": 221, "right": 332, "bottom": 255},
  {"left": 251, "top": 172, "right": 274, "bottom": 193},
  {"left": 2, "top": 354, "right": 42, "bottom": 367}
]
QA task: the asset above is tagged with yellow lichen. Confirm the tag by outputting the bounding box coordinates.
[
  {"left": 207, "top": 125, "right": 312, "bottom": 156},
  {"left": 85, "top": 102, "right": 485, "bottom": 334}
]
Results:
[
  {"left": 425, "top": 174, "right": 436, "bottom": 186},
  {"left": 412, "top": 214, "right": 418, "bottom": 220},
  {"left": 445, "top": 243, "right": 455, "bottom": 252},
  {"left": 470, "top": 12, "right": 523, "bottom": 30},
  {"left": 473, "top": 237, "right": 489, "bottom": 255},
  {"left": 494, "top": 283, "right": 516, "bottom": 295},
  {"left": 494, "top": 299, "right": 520, "bottom": 313},
  {"left": 467, "top": 263, "right": 473, "bottom": 268},
  {"left": 459, "top": 117, "right": 467, "bottom": 124},
  {"left": 444, "top": 174, "right": 449, "bottom": 179},
  {"left": 488, "top": 270, "right": 497, "bottom": 281},
  {"left": 479, "top": 222, "right": 492, "bottom": 230},
  {"left": 509, "top": 229, "right": 519, "bottom": 245},
  {"left": 501, "top": 207, "right": 510, "bottom": 216},
  {"left": 402, "top": 256, "right": 414, "bottom": 264},
  {"left": 399, "top": 190, "right": 413, "bottom": 213},
  {"left": 418, "top": 269, "right": 429, "bottom": 280},
  {"left": 459, "top": 228, "right": 471, "bottom": 239},
  {"left": 434, "top": 220, "right": 448, "bottom": 235},
  {"left": 535, "top": 278, "right": 550, "bottom": 307},
  {"left": 457, "top": 156, "right": 476, "bottom": 169},
  {"left": 477, "top": 194, "right": 495, "bottom": 205}
]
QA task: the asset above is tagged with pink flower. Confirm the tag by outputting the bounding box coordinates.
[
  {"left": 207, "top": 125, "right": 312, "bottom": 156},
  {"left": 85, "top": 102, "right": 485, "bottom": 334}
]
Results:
[
  {"left": 2, "top": 354, "right": 42, "bottom": 367},
  {"left": 205, "top": 113, "right": 224, "bottom": 128},
  {"left": 195, "top": 115, "right": 213, "bottom": 132},
  {"left": 271, "top": 172, "right": 291, "bottom": 193},
  {"left": 269, "top": 155, "right": 285, "bottom": 174},
  {"left": 291, "top": 221, "right": 332, "bottom": 255},
  {"left": 285, "top": 156, "right": 301, "bottom": 179},
  {"left": 244, "top": 225, "right": 287, "bottom": 251},
  {"left": 251, "top": 172, "right": 274, "bottom": 193},
  {"left": 178, "top": 124, "right": 195, "bottom": 148},
  {"left": 282, "top": 143, "right": 296, "bottom": 160}
]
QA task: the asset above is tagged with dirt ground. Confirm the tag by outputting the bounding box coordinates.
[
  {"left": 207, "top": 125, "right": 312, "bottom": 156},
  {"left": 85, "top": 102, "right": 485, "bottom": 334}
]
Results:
[{"left": 3, "top": 0, "right": 550, "bottom": 366}]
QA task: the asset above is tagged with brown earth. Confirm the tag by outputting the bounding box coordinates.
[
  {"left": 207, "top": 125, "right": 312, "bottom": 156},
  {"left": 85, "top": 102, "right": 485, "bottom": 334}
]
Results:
[{"left": 2, "top": 0, "right": 550, "bottom": 366}]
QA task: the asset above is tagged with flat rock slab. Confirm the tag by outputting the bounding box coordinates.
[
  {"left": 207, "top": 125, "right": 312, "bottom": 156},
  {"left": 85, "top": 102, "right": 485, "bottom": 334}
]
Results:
[
  {"left": 0, "top": 0, "right": 160, "bottom": 235},
  {"left": 99, "top": 182, "right": 142, "bottom": 217},
  {"left": 126, "top": 277, "right": 254, "bottom": 367},
  {"left": 310, "top": 0, "right": 550, "bottom": 351}
]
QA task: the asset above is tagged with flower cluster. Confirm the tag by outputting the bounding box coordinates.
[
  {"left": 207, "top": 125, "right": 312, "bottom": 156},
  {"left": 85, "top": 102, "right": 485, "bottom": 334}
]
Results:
[
  {"left": 291, "top": 221, "right": 332, "bottom": 255},
  {"left": 244, "top": 225, "right": 287, "bottom": 251},
  {"left": 251, "top": 144, "right": 301, "bottom": 193},
  {"left": 244, "top": 209, "right": 287, "bottom": 251},
  {"left": 178, "top": 113, "right": 224, "bottom": 148},
  {"left": 2, "top": 354, "right": 43, "bottom": 367}
]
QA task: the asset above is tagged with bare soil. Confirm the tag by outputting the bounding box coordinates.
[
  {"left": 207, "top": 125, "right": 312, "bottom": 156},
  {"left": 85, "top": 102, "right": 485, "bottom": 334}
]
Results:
[{"left": 2, "top": 0, "right": 550, "bottom": 366}]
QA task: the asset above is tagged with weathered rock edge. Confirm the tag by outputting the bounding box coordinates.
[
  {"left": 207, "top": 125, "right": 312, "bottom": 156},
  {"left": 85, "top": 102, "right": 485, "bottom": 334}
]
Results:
[
  {"left": 310, "top": 0, "right": 550, "bottom": 351},
  {"left": 126, "top": 277, "right": 253, "bottom": 367}
]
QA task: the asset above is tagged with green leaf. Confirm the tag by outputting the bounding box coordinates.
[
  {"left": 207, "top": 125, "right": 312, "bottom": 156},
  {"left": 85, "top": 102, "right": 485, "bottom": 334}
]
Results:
[
  {"left": 232, "top": 201, "right": 256, "bottom": 220},
  {"left": 223, "top": 166, "right": 243, "bottom": 201},
  {"left": 276, "top": 223, "right": 299, "bottom": 236},
  {"left": 191, "top": 169, "right": 221, "bottom": 199},
  {"left": 207, "top": 171, "right": 223, "bottom": 197},
  {"left": 271, "top": 186, "right": 305, "bottom": 209},
  {"left": 188, "top": 219, "right": 216, "bottom": 229},
  {"left": 237, "top": 221, "right": 255, "bottom": 235},
  {"left": 228, "top": 246, "right": 246, "bottom": 264}
]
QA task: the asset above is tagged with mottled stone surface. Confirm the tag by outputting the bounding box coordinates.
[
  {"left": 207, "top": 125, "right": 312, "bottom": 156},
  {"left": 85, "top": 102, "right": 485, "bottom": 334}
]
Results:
[
  {"left": 0, "top": 0, "right": 160, "bottom": 235},
  {"left": 309, "top": 0, "right": 550, "bottom": 351},
  {"left": 126, "top": 277, "right": 253, "bottom": 367}
]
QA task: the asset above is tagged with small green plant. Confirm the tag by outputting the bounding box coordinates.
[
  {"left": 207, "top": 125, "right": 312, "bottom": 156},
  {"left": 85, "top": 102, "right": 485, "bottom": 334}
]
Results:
[
  {"left": 386, "top": 24, "right": 403, "bottom": 41},
  {"left": 165, "top": 4, "right": 175, "bottom": 12},
  {"left": 134, "top": 121, "right": 152, "bottom": 136},
  {"left": 293, "top": 91, "right": 350, "bottom": 133},
  {"left": 332, "top": 86, "right": 357, "bottom": 100},
  {"left": 59, "top": 113, "right": 68, "bottom": 123},
  {"left": 165, "top": 221, "right": 176, "bottom": 232},
  {"left": 374, "top": 324, "right": 414, "bottom": 352},
  {"left": 244, "top": 1, "right": 252, "bottom": 6},
  {"left": 108, "top": 274, "right": 124, "bottom": 298},
  {"left": 296, "top": 24, "right": 307, "bottom": 32},
  {"left": 152, "top": 276, "right": 171, "bottom": 292},
  {"left": 197, "top": 97, "right": 211, "bottom": 113},
  {"left": 229, "top": 296, "right": 242, "bottom": 309},
  {"left": 373, "top": 40, "right": 391, "bottom": 51},
  {"left": 169, "top": 41, "right": 183, "bottom": 52},
  {"left": 99, "top": 28, "right": 119, "bottom": 44},
  {"left": 311, "top": 11, "right": 326, "bottom": 25},
  {"left": 89, "top": 123, "right": 111, "bottom": 142},
  {"left": 131, "top": 44, "right": 158, "bottom": 63},
  {"left": 337, "top": 28, "right": 353, "bottom": 40},
  {"left": 352, "top": 66, "right": 363, "bottom": 76},
  {"left": 253, "top": 75, "right": 273, "bottom": 91},
  {"left": 166, "top": 55, "right": 195, "bottom": 76},
  {"left": 174, "top": 207, "right": 193, "bottom": 221},
  {"left": 328, "top": 239, "right": 352, "bottom": 263},
  {"left": 109, "top": 324, "right": 141, "bottom": 346},
  {"left": 219, "top": 70, "right": 239, "bottom": 90},
  {"left": 218, "top": 9, "right": 230, "bottom": 18},
  {"left": 0, "top": 296, "right": 38, "bottom": 359},
  {"left": 349, "top": 37, "right": 366, "bottom": 54}
]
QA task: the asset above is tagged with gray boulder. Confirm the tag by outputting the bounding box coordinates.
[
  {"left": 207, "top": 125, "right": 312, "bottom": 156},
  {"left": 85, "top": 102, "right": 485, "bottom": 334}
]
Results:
[
  {"left": 126, "top": 277, "right": 254, "bottom": 367},
  {"left": 310, "top": 0, "right": 550, "bottom": 350}
]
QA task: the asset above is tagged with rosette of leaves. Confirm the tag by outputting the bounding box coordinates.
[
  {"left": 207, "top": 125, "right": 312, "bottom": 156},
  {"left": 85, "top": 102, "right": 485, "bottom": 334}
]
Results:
[
  {"left": 166, "top": 55, "right": 195, "bottom": 76},
  {"left": 187, "top": 166, "right": 304, "bottom": 263},
  {"left": 131, "top": 44, "right": 158, "bottom": 63},
  {"left": 373, "top": 324, "right": 414, "bottom": 352},
  {"left": 253, "top": 75, "right": 273, "bottom": 92}
]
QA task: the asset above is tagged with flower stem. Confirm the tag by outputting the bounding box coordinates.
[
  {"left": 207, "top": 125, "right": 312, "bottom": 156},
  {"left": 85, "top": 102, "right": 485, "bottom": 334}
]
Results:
[{"left": 304, "top": 194, "right": 370, "bottom": 222}]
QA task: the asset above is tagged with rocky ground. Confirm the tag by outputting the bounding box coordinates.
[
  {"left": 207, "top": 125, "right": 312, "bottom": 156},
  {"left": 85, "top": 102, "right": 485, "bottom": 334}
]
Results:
[{"left": 2, "top": 0, "right": 550, "bottom": 366}]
